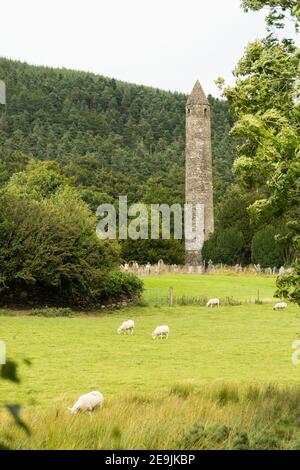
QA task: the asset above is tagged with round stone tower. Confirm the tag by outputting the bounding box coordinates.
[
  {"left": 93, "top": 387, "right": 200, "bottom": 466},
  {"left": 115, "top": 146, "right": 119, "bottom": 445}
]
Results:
[{"left": 185, "top": 80, "right": 214, "bottom": 265}]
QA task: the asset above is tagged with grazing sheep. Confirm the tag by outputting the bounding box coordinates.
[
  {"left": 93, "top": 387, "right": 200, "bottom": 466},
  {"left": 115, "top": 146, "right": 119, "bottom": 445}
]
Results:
[
  {"left": 152, "top": 325, "right": 170, "bottom": 339},
  {"left": 206, "top": 298, "right": 220, "bottom": 308},
  {"left": 273, "top": 302, "right": 287, "bottom": 310},
  {"left": 117, "top": 319, "right": 135, "bottom": 335},
  {"left": 68, "top": 391, "right": 104, "bottom": 415}
]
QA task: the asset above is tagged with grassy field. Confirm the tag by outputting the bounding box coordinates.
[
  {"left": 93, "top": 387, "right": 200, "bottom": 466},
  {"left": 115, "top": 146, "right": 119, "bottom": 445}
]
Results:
[
  {"left": 142, "top": 273, "right": 277, "bottom": 302},
  {"left": 1, "top": 273, "right": 300, "bottom": 449}
]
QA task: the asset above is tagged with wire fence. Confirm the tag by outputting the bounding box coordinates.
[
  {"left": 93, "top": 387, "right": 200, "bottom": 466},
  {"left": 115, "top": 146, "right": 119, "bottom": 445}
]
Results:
[
  {"left": 142, "top": 288, "right": 170, "bottom": 306},
  {"left": 142, "top": 287, "right": 268, "bottom": 307}
]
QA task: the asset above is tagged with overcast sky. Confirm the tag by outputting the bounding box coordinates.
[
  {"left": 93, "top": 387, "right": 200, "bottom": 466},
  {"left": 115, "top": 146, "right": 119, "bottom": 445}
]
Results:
[{"left": 0, "top": 0, "right": 297, "bottom": 96}]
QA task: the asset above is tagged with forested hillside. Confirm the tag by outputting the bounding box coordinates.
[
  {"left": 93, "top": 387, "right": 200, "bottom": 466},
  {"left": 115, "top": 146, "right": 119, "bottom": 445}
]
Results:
[
  {"left": 5, "top": 58, "right": 283, "bottom": 265},
  {"left": 0, "top": 58, "right": 235, "bottom": 209}
]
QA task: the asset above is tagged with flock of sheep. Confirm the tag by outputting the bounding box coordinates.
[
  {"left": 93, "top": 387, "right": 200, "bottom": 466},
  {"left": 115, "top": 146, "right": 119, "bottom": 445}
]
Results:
[
  {"left": 117, "top": 319, "right": 169, "bottom": 339},
  {"left": 68, "top": 298, "right": 288, "bottom": 414},
  {"left": 206, "top": 298, "right": 288, "bottom": 310},
  {"left": 68, "top": 320, "right": 171, "bottom": 414}
]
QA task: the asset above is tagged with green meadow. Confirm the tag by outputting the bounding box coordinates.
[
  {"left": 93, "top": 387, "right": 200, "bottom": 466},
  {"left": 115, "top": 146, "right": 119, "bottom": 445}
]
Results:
[
  {"left": 142, "top": 273, "right": 276, "bottom": 301},
  {"left": 1, "top": 273, "right": 300, "bottom": 449}
]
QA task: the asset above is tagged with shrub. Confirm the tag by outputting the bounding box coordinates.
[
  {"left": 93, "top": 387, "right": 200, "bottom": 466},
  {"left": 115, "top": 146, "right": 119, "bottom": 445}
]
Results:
[
  {"left": 251, "top": 225, "right": 285, "bottom": 268},
  {"left": 0, "top": 162, "right": 143, "bottom": 307},
  {"left": 121, "top": 238, "right": 185, "bottom": 265},
  {"left": 182, "top": 423, "right": 207, "bottom": 448},
  {"left": 100, "top": 271, "right": 143, "bottom": 301},
  {"left": 181, "top": 423, "right": 231, "bottom": 449},
  {"left": 209, "top": 425, "right": 231, "bottom": 443},
  {"left": 251, "top": 431, "right": 280, "bottom": 450},
  {"left": 202, "top": 228, "right": 245, "bottom": 265},
  {"left": 231, "top": 431, "right": 250, "bottom": 450},
  {"left": 276, "top": 259, "right": 300, "bottom": 306}
]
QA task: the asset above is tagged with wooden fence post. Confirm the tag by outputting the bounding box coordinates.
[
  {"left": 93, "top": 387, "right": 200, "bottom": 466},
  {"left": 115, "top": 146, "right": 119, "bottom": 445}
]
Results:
[{"left": 168, "top": 287, "right": 174, "bottom": 306}]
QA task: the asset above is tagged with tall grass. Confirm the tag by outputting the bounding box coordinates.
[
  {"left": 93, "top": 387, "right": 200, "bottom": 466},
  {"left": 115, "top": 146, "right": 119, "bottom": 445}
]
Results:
[
  {"left": 1, "top": 383, "right": 300, "bottom": 450},
  {"left": 174, "top": 296, "right": 242, "bottom": 306},
  {"left": 29, "top": 307, "right": 73, "bottom": 317}
]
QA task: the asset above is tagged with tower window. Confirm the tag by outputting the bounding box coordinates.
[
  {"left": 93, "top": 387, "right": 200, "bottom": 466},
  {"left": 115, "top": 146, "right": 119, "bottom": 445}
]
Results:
[
  {"left": 187, "top": 108, "right": 190, "bottom": 114},
  {"left": 204, "top": 107, "right": 207, "bottom": 116}
]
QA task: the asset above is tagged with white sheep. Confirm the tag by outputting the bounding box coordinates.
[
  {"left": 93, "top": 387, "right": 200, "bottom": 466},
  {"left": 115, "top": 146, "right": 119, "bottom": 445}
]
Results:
[
  {"left": 206, "top": 298, "right": 220, "bottom": 308},
  {"left": 117, "top": 319, "right": 135, "bottom": 335},
  {"left": 152, "top": 325, "right": 170, "bottom": 339},
  {"left": 273, "top": 302, "right": 287, "bottom": 310},
  {"left": 68, "top": 391, "right": 104, "bottom": 415}
]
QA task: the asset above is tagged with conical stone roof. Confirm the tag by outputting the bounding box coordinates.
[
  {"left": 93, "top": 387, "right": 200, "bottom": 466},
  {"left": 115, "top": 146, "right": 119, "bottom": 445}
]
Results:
[{"left": 187, "top": 80, "right": 209, "bottom": 106}]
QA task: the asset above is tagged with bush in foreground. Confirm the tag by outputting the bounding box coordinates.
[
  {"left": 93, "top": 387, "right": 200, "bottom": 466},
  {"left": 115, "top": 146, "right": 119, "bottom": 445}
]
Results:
[{"left": 0, "top": 162, "right": 143, "bottom": 307}]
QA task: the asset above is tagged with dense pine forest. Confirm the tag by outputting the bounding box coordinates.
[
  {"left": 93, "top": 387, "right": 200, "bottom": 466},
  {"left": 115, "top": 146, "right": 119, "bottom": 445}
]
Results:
[
  {"left": 0, "top": 58, "right": 235, "bottom": 204},
  {"left": 0, "top": 58, "right": 290, "bottom": 266}
]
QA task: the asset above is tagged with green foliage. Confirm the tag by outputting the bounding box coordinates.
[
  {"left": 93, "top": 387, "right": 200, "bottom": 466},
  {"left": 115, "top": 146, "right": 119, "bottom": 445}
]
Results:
[
  {"left": 251, "top": 430, "right": 280, "bottom": 450},
  {"left": 242, "top": 0, "right": 300, "bottom": 31},
  {"left": 121, "top": 238, "right": 185, "bottom": 265},
  {"left": 0, "top": 357, "right": 32, "bottom": 450},
  {"left": 231, "top": 431, "right": 250, "bottom": 450},
  {"left": 100, "top": 271, "right": 143, "bottom": 301},
  {"left": 0, "top": 58, "right": 236, "bottom": 207},
  {"left": 202, "top": 228, "right": 245, "bottom": 265},
  {"left": 251, "top": 225, "right": 286, "bottom": 267},
  {"left": 214, "top": 185, "right": 258, "bottom": 263},
  {"left": 209, "top": 425, "right": 231, "bottom": 443},
  {"left": 0, "top": 56, "right": 296, "bottom": 269},
  {"left": 182, "top": 423, "right": 207, "bottom": 448},
  {"left": 276, "top": 259, "right": 300, "bottom": 304},
  {"left": 0, "top": 162, "right": 142, "bottom": 307},
  {"left": 220, "top": 8, "right": 300, "bottom": 302},
  {"left": 6, "top": 159, "right": 68, "bottom": 200}
]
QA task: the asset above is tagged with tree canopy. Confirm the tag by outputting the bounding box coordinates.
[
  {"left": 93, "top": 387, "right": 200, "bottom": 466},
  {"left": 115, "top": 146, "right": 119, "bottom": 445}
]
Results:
[
  {"left": 219, "top": 1, "right": 300, "bottom": 302},
  {"left": 242, "top": 0, "right": 300, "bottom": 30},
  {"left": 0, "top": 161, "right": 142, "bottom": 307}
]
